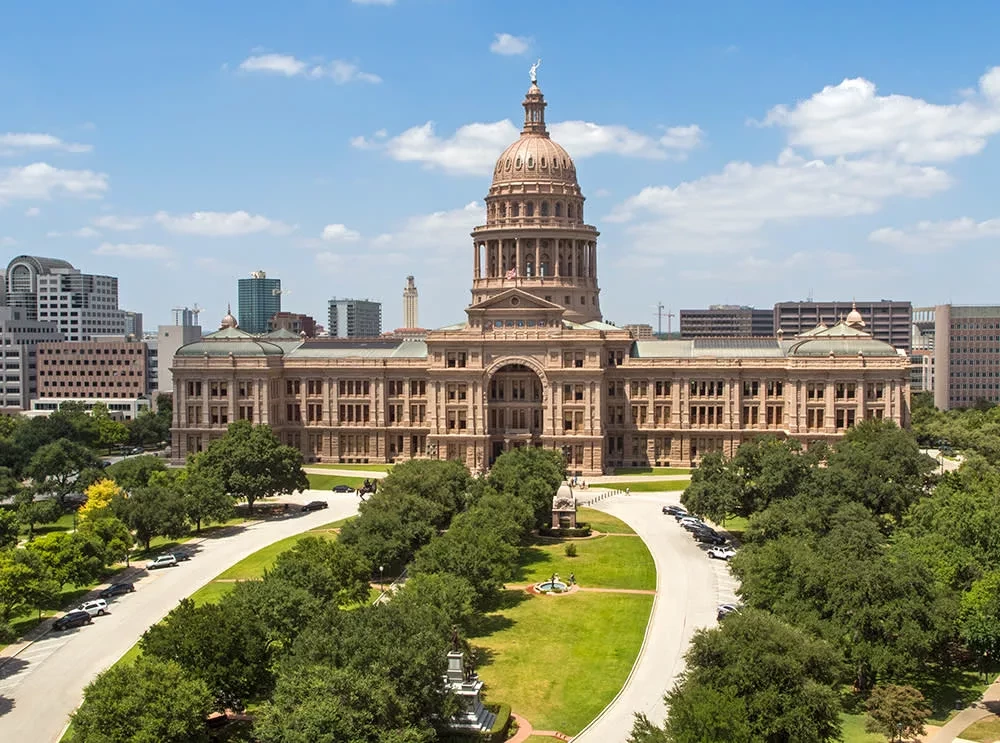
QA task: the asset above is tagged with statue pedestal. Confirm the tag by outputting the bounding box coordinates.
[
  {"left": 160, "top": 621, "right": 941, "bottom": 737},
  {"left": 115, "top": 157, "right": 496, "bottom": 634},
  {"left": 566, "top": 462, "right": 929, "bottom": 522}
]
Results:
[{"left": 443, "top": 650, "right": 496, "bottom": 733}]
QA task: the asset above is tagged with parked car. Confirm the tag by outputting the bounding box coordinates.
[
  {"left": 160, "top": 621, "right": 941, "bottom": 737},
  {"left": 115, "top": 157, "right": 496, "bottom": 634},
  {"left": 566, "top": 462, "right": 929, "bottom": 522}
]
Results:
[
  {"left": 717, "top": 603, "right": 741, "bottom": 621},
  {"left": 693, "top": 529, "right": 727, "bottom": 546},
  {"left": 301, "top": 500, "right": 329, "bottom": 512},
  {"left": 77, "top": 599, "right": 109, "bottom": 617},
  {"left": 680, "top": 518, "right": 707, "bottom": 532},
  {"left": 52, "top": 610, "right": 93, "bottom": 631},
  {"left": 99, "top": 582, "right": 135, "bottom": 600},
  {"left": 147, "top": 554, "right": 178, "bottom": 570},
  {"left": 707, "top": 546, "right": 737, "bottom": 560},
  {"left": 676, "top": 511, "right": 700, "bottom": 522},
  {"left": 172, "top": 551, "right": 192, "bottom": 562},
  {"left": 331, "top": 484, "right": 355, "bottom": 493},
  {"left": 662, "top": 504, "right": 688, "bottom": 517}
]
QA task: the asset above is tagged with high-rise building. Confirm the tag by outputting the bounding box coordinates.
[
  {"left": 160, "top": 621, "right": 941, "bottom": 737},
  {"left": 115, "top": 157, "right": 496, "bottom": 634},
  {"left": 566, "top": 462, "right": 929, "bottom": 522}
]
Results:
[
  {"left": 269, "top": 312, "right": 317, "bottom": 338},
  {"left": 680, "top": 306, "right": 774, "bottom": 338},
  {"left": 238, "top": 270, "right": 281, "bottom": 335},
  {"left": 0, "top": 307, "right": 64, "bottom": 411},
  {"left": 931, "top": 305, "right": 1000, "bottom": 410},
  {"left": 5, "top": 255, "right": 125, "bottom": 340},
  {"left": 403, "top": 276, "right": 419, "bottom": 329},
  {"left": 157, "top": 322, "right": 202, "bottom": 396},
  {"left": 774, "top": 300, "right": 912, "bottom": 352},
  {"left": 124, "top": 311, "right": 143, "bottom": 339},
  {"left": 328, "top": 298, "right": 382, "bottom": 338}
]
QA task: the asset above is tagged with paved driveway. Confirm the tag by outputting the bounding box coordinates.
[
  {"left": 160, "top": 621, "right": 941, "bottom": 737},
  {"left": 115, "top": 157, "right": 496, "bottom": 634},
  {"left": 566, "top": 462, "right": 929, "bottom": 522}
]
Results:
[
  {"left": 573, "top": 492, "right": 737, "bottom": 742},
  {"left": 0, "top": 490, "right": 360, "bottom": 743}
]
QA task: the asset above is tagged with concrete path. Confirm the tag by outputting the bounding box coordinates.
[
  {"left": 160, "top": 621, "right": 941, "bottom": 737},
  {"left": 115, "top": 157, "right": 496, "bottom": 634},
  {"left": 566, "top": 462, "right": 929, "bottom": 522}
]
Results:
[
  {"left": 570, "top": 492, "right": 737, "bottom": 742},
  {"left": 0, "top": 490, "right": 361, "bottom": 743},
  {"left": 925, "top": 675, "right": 1000, "bottom": 743}
]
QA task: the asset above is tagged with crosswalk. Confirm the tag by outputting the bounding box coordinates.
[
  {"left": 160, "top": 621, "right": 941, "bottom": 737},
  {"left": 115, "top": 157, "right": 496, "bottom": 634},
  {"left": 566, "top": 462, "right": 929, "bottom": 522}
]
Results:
[{"left": 0, "top": 629, "right": 78, "bottom": 697}]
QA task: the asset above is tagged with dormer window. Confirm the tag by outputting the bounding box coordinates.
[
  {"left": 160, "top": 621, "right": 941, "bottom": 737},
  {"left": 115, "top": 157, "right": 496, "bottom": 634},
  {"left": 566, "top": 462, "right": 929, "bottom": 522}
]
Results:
[
  {"left": 540, "top": 156, "right": 546, "bottom": 167},
  {"left": 527, "top": 156, "right": 534, "bottom": 168},
  {"left": 515, "top": 157, "right": 522, "bottom": 169}
]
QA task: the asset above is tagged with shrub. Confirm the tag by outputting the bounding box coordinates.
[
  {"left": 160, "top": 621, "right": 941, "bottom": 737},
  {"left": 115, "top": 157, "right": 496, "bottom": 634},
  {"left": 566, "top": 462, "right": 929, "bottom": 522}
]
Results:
[
  {"left": 564, "top": 543, "right": 578, "bottom": 558},
  {"left": 0, "top": 621, "right": 16, "bottom": 644}
]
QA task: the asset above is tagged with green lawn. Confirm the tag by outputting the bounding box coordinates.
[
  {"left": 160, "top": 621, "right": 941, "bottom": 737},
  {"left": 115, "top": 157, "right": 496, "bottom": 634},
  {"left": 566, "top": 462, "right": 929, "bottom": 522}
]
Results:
[
  {"left": 517, "top": 533, "right": 655, "bottom": 591},
  {"left": 22, "top": 511, "right": 76, "bottom": 538},
  {"left": 308, "top": 463, "right": 393, "bottom": 472},
  {"left": 959, "top": 715, "right": 1000, "bottom": 742},
  {"left": 305, "top": 473, "right": 368, "bottom": 490},
  {"left": 839, "top": 712, "right": 883, "bottom": 743},
  {"left": 577, "top": 506, "right": 635, "bottom": 534},
  {"left": 598, "top": 479, "right": 688, "bottom": 492},
  {"left": 473, "top": 590, "right": 653, "bottom": 735},
  {"left": 612, "top": 466, "right": 691, "bottom": 476},
  {"left": 720, "top": 515, "right": 749, "bottom": 541}
]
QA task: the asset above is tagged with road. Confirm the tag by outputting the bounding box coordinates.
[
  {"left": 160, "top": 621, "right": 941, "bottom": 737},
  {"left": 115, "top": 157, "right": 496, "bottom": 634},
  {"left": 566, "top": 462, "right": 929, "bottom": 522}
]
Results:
[
  {"left": 573, "top": 491, "right": 739, "bottom": 742},
  {"left": 0, "top": 490, "right": 360, "bottom": 743}
]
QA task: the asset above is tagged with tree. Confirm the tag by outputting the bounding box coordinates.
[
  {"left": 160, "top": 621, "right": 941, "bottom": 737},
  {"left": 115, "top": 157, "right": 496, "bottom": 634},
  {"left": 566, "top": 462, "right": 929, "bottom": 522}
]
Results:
[
  {"left": 681, "top": 451, "right": 741, "bottom": 523},
  {"left": 659, "top": 610, "right": 843, "bottom": 743},
  {"left": 71, "top": 655, "right": 213, "bottom": 743},
  {"left": 115, "top": 484, "right": 189, "bottom": 550},
  {"left": 338, "top": 491, "right": 443, "bottom": 574},
  {"left": 225, "top": 577, "right": 319, "bottom": 653},
  {"left": 27, "top": 438, "right": 99, "bottom": 505},
  {"left": 175, "top": 463, "right": 233, "bottom": 532},
  {"left": 959, "top": 570, "right": 1000, "bottom": 661},
  {"left": 0, "top": 508, "right": 18, "bottom": 551},
  {"left": 78, "top": 516, "right": 134, "bottom": 566},
  {"left": 13, "top": 488, "right": 63, "bottom": 540},
  {"left": 0, "top": 548, "right": 58, "bottom": 623},
  {"left": 91, "top": 402, "right": 129, "bottom": 452},
  {"left": 140, "top": 597, "right": 273, "bottom": 710},
  {"left": 269, "top": 536, "right": 371, "bottom": 606},
  {"left": 377, "top": 459, "right": 473, "bottom": 527},
  {"left": 864, "top": 684, "right": 931, "bottom": 742},
  {"left": 105, "top": 455, "right": 167, "bottom": 491},
  {"left": 78, "top": 478, "right": 122, "bottom": 523},
  {"left": 196, "top": 421, "right": 307, "bottom": 514},
  {"left": 487, "top": 447, "right": 565, "bottom": 526},
  {"left": 26, "top": 531, "right": 106, "bottom": 589},
  {"left": 128, "top": 409, "right": 169, "bottom": 447}
]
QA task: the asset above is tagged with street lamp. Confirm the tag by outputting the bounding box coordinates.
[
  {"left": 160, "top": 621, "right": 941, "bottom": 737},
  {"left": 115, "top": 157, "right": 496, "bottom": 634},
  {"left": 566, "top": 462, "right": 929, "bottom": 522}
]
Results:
[{"left": 379, "top": 565, "right": 384, "bottom": 594}]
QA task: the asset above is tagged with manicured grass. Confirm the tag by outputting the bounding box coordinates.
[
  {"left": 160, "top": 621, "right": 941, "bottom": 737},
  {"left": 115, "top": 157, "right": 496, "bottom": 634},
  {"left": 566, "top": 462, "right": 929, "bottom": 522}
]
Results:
[
  {"left": 839, "top": 712, "right": 883, "bottom": 743},
  {"left": 473, "top": 590, "right": 653, "bottom": 735},
  {"left": 577, "top": 506, "right": 634, "bottom": 535},
  {"left": 612, "top": 466, "right": 691, "bottom": 476},
  {"left": 960, "top": 714, "right": 1000, "bottom": 742},
  {"left": 188, "top": 579, "right": 238, "bottom": 607},
  {"left": 517, "top": 527, "right": 655, "bottom": 592},
  {"left": 22, "top": 511, "right": 77, "bottom": 538},
  {"left": 598, "top": 479, "right": 688, "bottom": 492},
  {"left": 308, "top": 463, "right": 393, "bottom": 472},
  {"left": 305, "top": 473, "right": 368, "bottom": 490},
  {"left": 720, "top": 515, "right": 749, "bottom": 541},
  {"left": 213, "top": 519, "right": 348, "bottom": 581}
]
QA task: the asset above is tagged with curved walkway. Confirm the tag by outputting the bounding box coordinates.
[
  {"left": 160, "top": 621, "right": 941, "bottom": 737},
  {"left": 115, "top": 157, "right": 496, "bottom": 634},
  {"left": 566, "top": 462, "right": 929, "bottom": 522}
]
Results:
[
  {"left": 0, "top": 490, "right": 361, "bottom": 743},
  {"left": 925, "top": 675, "right": 1000, "bottom": 743}
]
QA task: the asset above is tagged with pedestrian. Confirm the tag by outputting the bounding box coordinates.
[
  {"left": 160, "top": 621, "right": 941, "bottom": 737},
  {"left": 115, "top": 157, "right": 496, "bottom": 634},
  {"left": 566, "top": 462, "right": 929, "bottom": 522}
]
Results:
[
  {"left": 569, "top": 573, "right": 576, "bottom": 585},
  {"left": 626, "top": 486, "right": 630, "bottom": 496}
]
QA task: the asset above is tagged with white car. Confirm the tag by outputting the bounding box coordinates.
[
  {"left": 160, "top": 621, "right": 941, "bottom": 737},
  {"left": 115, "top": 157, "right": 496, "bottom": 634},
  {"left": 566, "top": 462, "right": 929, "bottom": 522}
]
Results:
[
  {"left": 147, "top": 554, "right": 178, "bottom": 570},
  {"left": 77, "top": 599, "right": 109, "bottom": 617},
  {"left": 707, "top": 546, "right": 737, "bottom": 560}
]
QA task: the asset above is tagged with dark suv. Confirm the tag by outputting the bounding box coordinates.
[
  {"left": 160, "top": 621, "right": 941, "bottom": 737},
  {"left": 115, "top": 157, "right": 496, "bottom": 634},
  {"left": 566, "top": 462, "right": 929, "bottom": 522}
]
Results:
[
  {"left": 99, "top": 582, "right": 135, "bottom": 600},
  {"left": 52, "top": 610, "right": 93, "bottom": 631}
]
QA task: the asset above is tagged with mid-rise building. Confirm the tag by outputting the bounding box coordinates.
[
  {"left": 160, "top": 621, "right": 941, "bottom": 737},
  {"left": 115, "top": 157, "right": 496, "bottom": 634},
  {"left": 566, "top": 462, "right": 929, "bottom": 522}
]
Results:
[
  {"left": 5, "top": 255, "right": 125, "bottom": 340},
  {"left": 269, "top": 312, "right": 318, "bottom": 338},
  {"left": 680, "top": 306, "right": 774, "bottom": 338},
  {"left": 403, "top": 276, "right": 419, "bottom": 329},
  {"left": 238, "top": 270, "right": 281, "bottom": 335},
  {"left": 124, "top": 311, "right": 143, "bottom": 339},
  {"left": 932, "top": 304, "right": 1000, "bottom": 410},
  {"left": 34, "top": 338, "right": 153, "bottom": 419},
  {"left": 774, "top": 300, "right": 912, "bottom": 352},
  {"left": 171, "top": 77, "right": 910, "bottom": 473},
  {"left": 0, "top": 307, "right": 65, "bottom": 411},
  {"left": 328, "top": 298, "right": 382, "bottom": 338},
  {"left": 623, "top": 324, "right": 655, "bottom": 339},
  {"left": 157, "top": 322, "right": 202, "bottom": 396}
]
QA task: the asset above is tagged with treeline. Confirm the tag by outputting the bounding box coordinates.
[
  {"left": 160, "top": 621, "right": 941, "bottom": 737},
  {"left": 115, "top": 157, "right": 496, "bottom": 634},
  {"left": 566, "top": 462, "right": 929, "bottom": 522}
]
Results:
[
  {"left": 635, "top": 420, "right": 1000, "bottom": 742},
  {"left": 70, "top": 448, "right": 566, "bottom": 743},
  {"left": 912, "top": 390, "right": 1000, "bottom": 461}
]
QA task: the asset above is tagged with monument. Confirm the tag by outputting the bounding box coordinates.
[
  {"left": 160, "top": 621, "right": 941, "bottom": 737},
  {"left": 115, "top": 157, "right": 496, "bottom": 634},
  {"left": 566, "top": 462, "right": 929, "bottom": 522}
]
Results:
[
  {"left": 552, "top": 481, "right": 577, "bottom": 529},
  {"left": 442, "top": 630, "right": 496, "bottom": 733}
]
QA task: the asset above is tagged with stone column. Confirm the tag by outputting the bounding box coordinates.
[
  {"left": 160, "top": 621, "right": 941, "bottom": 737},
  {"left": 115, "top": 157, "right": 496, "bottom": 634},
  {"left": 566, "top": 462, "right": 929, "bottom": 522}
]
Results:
[
  {"left": 474, "top": 241, "right": 480, "bottom": 279},
  {"left": 554, "top": 240, "right": 561, "bottom": 277},
  {"left": 493, "top": 241, "right": 501, "bottom": 278},
  {"left": 535, "top": 240, "right": 541, "bottom": 277},
  {"left": 516, "top": 237, "right": 523, "bottom": 277},
  {"left": 202, "top": 381, "right": 210, "bottom": 427}
]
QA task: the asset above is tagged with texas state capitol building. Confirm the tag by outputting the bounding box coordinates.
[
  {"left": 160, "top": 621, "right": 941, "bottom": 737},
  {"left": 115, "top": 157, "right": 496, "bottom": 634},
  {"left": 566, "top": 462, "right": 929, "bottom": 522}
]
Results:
[{"left": 170, "top": 77, "right": 911, "bottom": 475}]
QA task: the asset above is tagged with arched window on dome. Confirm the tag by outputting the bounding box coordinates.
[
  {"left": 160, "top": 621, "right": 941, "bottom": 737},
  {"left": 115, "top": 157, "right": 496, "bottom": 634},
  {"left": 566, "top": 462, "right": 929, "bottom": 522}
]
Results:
[
  {"left": 512, "top": 203, "right": 520, "bottom": 217},
  {"left": 540, "top": 156, "right": 546, "bottom": 168},
  {"left": 527, "top": 156, "right": 534, "bottom": 168},
  {"left": 540, "top": 202, "right": 549, "bottom": 217},
  {"left": 555, "top": 202, "right": 563, "bottom": 217},
  {"left": 567, "top": 204, "right": 575, "bottom": 219},
  {"left": 515, "top": 157, "right": 522, "bottom": 169},
  {"left": 526, "top": 202, "right": 535, "bottom": 217}
]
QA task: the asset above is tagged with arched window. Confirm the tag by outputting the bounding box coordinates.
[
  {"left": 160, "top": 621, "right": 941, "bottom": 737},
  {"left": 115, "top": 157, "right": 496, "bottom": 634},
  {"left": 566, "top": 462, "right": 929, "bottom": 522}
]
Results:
[
  {"left": 515, "top": 157, "right": 522, "bottom": 169},
  {"left": 540, "top": 255, "right": 550, "bottom": 276},
  {"left": 526, "top": 202, "right": 535, "bottom": 217},
  {"left": 540, "top": 157, "right": 546, "bottom": 168},
  {"left": 540, "top": 202, "right": 549, "bottom": 217},
  {"left": 512, "top": 203, "right": 520, "bottom": 217},
  {"left": 555, "top": 202, "right": 563, "bottom": 217},
  {"left": 567, "top": 204, "right": 575, "bottom": 219},
  {"left": 525, "top": 259, "right": 535, "bottom": 277},
  {"left": 527, "top": 156, "right": 534, "bottom": 168}
]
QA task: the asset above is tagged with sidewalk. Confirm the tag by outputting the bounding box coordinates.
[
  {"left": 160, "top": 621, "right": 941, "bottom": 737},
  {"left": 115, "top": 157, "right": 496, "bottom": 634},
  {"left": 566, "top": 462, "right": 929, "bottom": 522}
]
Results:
[{"left": 925, "top": 675, "right": 1000, "bottom": 743}]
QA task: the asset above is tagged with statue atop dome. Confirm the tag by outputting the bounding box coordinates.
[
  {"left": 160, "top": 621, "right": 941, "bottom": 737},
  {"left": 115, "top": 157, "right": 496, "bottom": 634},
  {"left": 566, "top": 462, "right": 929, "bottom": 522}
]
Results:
[{"left": 529, "top": 58, "right": 541, "bottom": 84}]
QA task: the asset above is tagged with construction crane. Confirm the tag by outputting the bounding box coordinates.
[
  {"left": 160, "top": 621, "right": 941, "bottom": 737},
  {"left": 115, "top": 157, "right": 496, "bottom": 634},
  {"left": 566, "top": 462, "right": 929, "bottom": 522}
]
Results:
[{"left": 654, "top": 303, "right": 676, "bottom": 335}]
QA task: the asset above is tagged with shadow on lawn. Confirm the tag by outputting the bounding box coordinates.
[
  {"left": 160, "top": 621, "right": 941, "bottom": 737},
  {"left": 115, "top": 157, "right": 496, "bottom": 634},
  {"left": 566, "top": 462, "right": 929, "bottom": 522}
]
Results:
[
  {"left": 514, "top": 544, "right": 558, "bottom": 582},
  {"left": 841, "top": 664, "right": 997, "bottom": 721},
  {"left": 467, "top": 590, "right": 530, "bottom": 640}
]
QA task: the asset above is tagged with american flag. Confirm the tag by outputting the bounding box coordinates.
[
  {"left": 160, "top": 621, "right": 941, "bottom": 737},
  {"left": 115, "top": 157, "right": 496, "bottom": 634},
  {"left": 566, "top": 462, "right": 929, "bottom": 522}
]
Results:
[{"left": 505, "top": 267, "right": 517, "bottom": 279}]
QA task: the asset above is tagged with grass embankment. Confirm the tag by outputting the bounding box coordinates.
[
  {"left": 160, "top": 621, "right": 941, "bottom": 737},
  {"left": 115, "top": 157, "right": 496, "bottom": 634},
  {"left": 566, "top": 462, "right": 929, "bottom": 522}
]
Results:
[
  {"left": 306, "top": 463, "right": 393, "bottom": 472},
  {"left": 611, "top": 466, "right": 691, "bottom": 476},
  {"left": 577, "top": 506, "right": 635, "bottom": 535},
  {"left": 598, "top": 479, "right": 688, "bottom": 492},
  {"left": 304, "top": 473, "right": 368, "bottom": 490},
  {"left": 960, "top": 714, "right": 1000, "bottom": 741},
  {"left": 475, "top": 509, "right": 654, "bottom": 735}
]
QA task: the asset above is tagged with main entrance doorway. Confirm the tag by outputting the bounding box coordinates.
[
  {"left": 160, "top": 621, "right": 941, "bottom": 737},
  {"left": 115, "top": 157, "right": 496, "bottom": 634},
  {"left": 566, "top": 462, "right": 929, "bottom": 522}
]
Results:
[{"left": 486, "top": 363, "right": 544, "bottom": 466}]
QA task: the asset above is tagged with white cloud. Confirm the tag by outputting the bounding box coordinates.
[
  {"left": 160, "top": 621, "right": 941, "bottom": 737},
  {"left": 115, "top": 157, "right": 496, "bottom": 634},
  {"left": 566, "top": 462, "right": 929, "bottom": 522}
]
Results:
[
  {"left": 92, "top": 215, "right": 145, "bottom": 231},
  {"left": 154, "top": 210, "right": 293, "bottom": 237},
  {"left": 321, "top": 223, "right": 361, "bottom": 242},
  {"left": 490, "top": 33, "right": 530, "bottom": 56},
  {"left": 238, "top": 53, "right": 381, "bottom": 84},
  {"left": 760, "top": 66, "right": 1000, "bottom": 162},
  {"left": 869, "top": 216, "right": 1000, "bottom": 253},
  {"left": 0, "top": 163, "right": 108, "bottom": 202},
  {"left": 609, "top": 149, "right": 951, "bottom": 257},
  {"left": 24, "top": 206, "right": 40, "bottom": 217},
  {"left": 94, "top": 242, "right": 173, "bottom": 260},
  {"left": 364, "top": 118, "right": 703, "bottom": 175},
  {"left": 0, "top": 133, "right": 92, "bottom": 155},
  {"left": 47, "top": 226, "right": 102, "bottom": 238}
]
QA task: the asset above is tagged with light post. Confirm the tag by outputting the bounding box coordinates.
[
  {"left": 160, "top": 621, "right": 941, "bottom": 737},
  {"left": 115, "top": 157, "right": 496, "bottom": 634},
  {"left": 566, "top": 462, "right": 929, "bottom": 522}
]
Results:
[{"left": 379, "top": 564, "right": 384, "bottom": 594}]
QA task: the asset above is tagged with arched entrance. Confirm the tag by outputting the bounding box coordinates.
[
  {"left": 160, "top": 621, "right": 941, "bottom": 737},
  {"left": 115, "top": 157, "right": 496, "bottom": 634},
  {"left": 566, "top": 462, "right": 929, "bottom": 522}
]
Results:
[{"left": 486, "top": 363, "right": 544, "bottom": 466}]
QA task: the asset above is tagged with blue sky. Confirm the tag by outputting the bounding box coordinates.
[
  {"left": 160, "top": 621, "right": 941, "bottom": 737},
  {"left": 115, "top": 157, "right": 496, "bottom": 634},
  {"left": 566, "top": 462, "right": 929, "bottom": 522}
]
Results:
[{"left": 2, "top": 0, "right": 1000, "bottom": 332}]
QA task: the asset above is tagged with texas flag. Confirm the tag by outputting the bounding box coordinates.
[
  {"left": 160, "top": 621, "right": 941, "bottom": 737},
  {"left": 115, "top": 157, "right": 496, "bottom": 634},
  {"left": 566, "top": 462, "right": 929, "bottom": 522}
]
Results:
[{"left": 505, "top": 267, "right": 517, "bottom": 279}]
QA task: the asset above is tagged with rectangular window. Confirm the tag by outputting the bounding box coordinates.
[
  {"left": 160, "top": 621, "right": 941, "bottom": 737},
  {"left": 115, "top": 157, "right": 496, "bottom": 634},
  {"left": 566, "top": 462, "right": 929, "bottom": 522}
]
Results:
[
  {"left": 410, "top": 380, "right": 426, "bottom": 396},
  {"left": 286, "top": 380, "right": 301, "bottom": 396}
]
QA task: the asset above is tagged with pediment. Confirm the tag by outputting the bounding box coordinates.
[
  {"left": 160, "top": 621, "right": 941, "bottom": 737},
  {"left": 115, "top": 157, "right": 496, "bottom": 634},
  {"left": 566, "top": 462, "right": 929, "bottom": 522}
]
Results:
[{"left": 467, "top": 288, "right": 566, "bottom": 313}]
